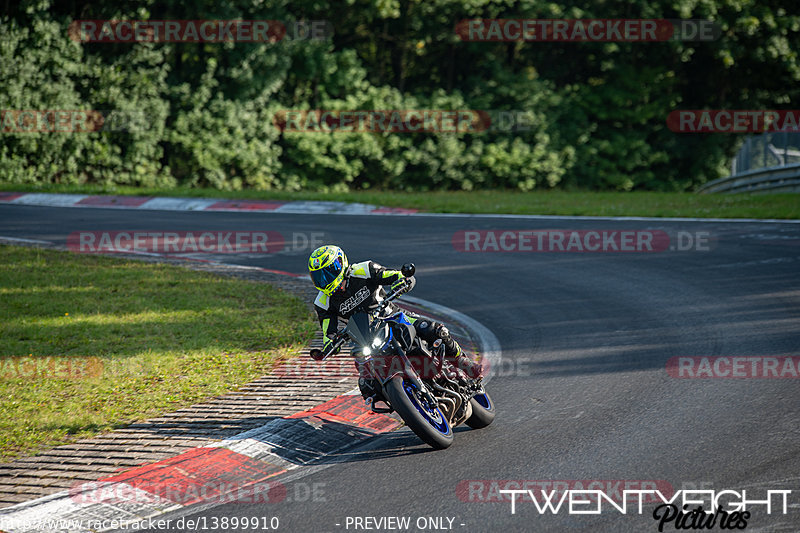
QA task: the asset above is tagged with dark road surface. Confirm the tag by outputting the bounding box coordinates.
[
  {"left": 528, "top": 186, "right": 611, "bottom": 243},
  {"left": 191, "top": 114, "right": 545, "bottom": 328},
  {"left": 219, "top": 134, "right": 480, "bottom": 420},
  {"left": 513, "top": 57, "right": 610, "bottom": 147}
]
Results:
[{"left": 2, "top": 204, "right": 799, "bottom": 533}]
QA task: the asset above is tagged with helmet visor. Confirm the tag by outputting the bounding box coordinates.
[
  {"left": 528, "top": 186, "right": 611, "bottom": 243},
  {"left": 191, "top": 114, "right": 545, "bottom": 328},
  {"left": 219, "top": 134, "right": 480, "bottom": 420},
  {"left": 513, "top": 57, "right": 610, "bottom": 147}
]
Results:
[{"left": 311, "top": 257, "right": 343, "bottom": 292}]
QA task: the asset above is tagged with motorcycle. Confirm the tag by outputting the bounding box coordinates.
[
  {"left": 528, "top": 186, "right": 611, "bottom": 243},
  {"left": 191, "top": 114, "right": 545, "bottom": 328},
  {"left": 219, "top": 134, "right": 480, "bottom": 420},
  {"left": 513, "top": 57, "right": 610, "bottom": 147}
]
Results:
[{"left": 310, "top": 264, "right": 495, "bottom": 449}]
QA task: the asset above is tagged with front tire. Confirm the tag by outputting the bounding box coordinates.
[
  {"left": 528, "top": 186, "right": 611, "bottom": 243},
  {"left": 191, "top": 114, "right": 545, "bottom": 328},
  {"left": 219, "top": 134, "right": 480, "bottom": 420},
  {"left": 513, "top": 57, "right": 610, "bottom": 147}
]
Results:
[
  {"left": 384, "top": 376, "right": 453, "bottom": 449},
  {"left": 465, "top": 392, "right": 495, "bottom": 429}
]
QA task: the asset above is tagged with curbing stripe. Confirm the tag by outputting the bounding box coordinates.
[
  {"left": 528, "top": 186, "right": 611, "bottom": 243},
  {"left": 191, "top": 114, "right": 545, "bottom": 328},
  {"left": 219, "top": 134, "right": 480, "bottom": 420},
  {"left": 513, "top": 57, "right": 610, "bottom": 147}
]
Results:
[
  {"left": 0, "top": 192, "right": 23, "bottom": 202},
  {"left": 371, "top": 206, "right": 419, "bottom": 214},
  {"left": 0, "top": 493, "right": 92, "bottom": 533},
  {"left": 0, "top": 245, "right": 499, "bottom": 533},
  {"left": 9, "top": 194, "right": 88, "bottom": 207},
  {"left": 137, "top": 198, "right": 217, "bottom": 211},
  {"left": 0, "top": 193, "right": 418, "bottom": 216},
  {"left": 98, "top": 447, "right": 286, "bottom": 506},
  {"left": 2, "top": 191, "right": 800, "bottom": 223},
  {"left": 76, "top": 196, "right": 152, "bottom": 208},
  {"left": 0, "top": 391, "right": 396, "bottom": 533},
  {"left": 273, "top": 201, "right": 381, "bottom": 215},
  {"left": 204, "top": 200, "right": 285, "bottom": 211},
  {"left": 0, "top": 292, "right": 493, "bottom": 533},
  {"left": 285, "top": 393, "right": 401, "bottom": 434}
]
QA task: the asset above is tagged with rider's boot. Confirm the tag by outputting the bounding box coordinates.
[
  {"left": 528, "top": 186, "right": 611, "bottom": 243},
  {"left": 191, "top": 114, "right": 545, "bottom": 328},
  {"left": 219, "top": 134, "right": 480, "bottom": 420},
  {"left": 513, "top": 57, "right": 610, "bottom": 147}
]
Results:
[
  {"left": 444, "top": 339, "right": 483, "bottom": 380},
  {"left": 358, "top": 377, "right": 383, "bottom": 403}
]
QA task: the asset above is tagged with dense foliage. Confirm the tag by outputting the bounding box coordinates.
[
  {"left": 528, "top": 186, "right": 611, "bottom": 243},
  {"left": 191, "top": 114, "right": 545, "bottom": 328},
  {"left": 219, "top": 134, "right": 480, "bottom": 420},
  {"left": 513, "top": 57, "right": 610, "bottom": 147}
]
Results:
[{"left": 1, "top": 0, "right": 798, "bottom": 191}]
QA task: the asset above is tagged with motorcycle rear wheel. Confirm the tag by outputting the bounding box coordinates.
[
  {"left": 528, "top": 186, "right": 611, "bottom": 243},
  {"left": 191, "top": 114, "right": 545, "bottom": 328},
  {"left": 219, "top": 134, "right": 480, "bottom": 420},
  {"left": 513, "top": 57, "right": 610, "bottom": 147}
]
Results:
[{"left": 465, "top": 391, "right": 496, "bottom": 429}]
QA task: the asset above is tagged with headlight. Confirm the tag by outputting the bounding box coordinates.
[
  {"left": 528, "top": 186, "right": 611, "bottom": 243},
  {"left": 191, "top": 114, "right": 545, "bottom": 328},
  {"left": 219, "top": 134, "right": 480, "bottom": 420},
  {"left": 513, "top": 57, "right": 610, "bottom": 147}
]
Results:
[
  {"left": 362, "top": 347, "right": 372, "bottom": 356},
  {"left": 371, "top": 325, "right": 390, "bottom": 348}
]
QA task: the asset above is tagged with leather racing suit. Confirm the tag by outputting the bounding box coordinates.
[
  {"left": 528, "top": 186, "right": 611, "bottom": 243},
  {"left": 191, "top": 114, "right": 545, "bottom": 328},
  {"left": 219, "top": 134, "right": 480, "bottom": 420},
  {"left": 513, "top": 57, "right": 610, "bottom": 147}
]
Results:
[{"left": 311, "top": 260, "right": 482, "bottom": 400}]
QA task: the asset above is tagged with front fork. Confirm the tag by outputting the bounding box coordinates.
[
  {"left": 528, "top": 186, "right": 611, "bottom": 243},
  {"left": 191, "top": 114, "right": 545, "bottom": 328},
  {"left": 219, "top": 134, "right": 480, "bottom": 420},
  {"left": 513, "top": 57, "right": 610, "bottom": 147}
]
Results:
[{"left": 378, "top": 339, "right": 438, "bottom": 406}]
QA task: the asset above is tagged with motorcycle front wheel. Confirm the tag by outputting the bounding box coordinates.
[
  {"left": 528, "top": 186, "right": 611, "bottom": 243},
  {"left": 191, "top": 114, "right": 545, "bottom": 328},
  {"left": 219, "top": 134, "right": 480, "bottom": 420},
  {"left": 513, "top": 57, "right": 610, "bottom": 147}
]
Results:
[{"left": 384, "top": 375, "right": 453, "bottom": 449}]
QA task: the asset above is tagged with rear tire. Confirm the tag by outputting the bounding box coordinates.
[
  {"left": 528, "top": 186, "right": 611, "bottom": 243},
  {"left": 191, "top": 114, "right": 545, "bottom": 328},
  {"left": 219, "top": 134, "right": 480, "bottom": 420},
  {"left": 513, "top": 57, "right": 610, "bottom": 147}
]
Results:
[
  {"left": 465, "top": 392, "right": 495, "bottom": 429},
  {"left": 384, "top": 376, "right": 453, "bottom": 449}
]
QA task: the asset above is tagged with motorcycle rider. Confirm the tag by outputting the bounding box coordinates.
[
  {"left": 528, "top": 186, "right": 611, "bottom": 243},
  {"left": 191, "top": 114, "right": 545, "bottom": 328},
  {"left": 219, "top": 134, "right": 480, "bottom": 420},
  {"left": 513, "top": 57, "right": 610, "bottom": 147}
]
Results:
[{"left": 307, "top": 244, "right": 483, "bottom": 402}]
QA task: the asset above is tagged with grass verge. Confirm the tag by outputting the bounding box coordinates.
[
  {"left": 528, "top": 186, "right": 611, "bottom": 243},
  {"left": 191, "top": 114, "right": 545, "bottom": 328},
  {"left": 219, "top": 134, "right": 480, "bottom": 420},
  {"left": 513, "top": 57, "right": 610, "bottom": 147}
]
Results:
[
  {"left": 1, "top": 183, "right": 798, "bottom": 219},
  {"left": 0, "top": 244, "right": 315, "bottom": 462}
]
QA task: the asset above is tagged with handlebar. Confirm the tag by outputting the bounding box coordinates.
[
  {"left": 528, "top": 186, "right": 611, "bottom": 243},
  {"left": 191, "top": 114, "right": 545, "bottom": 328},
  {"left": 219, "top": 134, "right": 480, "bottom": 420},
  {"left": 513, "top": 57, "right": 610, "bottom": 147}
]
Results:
[
  {"left": 376, "top": 277, "right": 412, "bottom": 315},
  {"left": 311, "top": 276, "right": 414, "bottom": 361}
]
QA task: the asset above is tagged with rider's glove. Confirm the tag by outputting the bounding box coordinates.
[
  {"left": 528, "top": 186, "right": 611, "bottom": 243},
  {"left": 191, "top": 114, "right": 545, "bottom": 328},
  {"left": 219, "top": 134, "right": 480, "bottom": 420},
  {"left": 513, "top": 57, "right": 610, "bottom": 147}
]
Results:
[
  {"left": 391, "top": 276, "right": 415, "bottom": 294},
  {"left": 391, "top": 278, "right": 407, "bottom": 293},
  {"left": 310, "top": 339, "right": 337, "bottom": 361}
]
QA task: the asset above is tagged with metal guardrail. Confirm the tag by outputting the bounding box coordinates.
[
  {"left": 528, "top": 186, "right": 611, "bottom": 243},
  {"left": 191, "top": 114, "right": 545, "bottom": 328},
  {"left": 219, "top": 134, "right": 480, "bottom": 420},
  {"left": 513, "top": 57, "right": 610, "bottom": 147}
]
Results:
[
  {"left": 697, "top": 131, "right": 800, "bottom": 194},
  {"left": 697, "top": 162, "right": 800, "bottom": 194}
]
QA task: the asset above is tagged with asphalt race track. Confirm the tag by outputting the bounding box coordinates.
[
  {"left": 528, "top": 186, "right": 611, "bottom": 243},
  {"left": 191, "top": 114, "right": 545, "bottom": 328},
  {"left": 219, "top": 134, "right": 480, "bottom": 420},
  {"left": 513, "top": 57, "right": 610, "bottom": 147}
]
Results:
[{"left": 1, "top": 204, "right": 799, "bottom": 533}]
